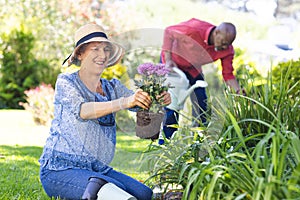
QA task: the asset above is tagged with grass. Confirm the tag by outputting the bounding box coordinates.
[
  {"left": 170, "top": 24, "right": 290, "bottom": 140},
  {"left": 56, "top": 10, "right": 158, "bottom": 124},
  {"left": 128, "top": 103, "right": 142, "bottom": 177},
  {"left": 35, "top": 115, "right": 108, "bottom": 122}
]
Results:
[
  {"left": 0, "top": 145, "right": 48, "bottom": 200},
  {"left": 112, "top": 133, "right": 153, "bottom": 180},
  {"left": 0, "top": 110, "right": 153, "bottom": 199}
]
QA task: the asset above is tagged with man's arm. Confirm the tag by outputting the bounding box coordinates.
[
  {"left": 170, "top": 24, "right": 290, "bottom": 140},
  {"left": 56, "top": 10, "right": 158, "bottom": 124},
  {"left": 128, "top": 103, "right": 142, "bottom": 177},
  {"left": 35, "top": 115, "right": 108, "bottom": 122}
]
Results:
[{"left": 221, "top": 47, "right": 246, "bottom": 95}]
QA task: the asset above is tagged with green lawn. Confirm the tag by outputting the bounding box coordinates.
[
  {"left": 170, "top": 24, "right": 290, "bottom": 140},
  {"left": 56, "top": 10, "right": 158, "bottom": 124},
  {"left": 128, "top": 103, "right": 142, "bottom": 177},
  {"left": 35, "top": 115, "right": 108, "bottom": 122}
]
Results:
[
  {"left": 0, "top": 145, "right": 48, "bottom": 199},
  {"left": 0, "top": 110, "right": 153, "bottom": 199}
]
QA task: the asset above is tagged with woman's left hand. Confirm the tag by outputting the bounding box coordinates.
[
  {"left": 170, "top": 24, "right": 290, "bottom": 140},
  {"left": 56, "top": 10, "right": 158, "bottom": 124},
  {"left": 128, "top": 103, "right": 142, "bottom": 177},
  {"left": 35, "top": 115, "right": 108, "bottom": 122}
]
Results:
[{"left": 156, "top": 91, "right": 171, "bottom": 106}]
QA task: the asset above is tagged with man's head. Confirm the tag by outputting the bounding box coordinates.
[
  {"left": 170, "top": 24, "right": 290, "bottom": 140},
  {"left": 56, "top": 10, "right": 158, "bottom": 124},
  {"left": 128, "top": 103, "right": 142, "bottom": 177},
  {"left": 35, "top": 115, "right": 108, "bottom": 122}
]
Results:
[{"left": 213, "top": 22, "right": 236, "bottom": 51}]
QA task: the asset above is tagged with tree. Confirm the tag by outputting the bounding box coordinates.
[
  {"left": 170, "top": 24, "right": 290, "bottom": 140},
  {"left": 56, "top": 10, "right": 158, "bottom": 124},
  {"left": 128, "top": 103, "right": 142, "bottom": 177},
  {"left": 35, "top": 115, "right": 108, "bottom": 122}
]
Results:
[{"left": 0, "top": 26, "right": 60, "bottom": 108}]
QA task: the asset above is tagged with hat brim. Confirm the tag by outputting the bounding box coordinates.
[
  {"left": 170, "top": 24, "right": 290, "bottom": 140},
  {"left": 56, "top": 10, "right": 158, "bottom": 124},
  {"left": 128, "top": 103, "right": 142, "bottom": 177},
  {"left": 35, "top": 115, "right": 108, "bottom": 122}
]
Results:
[{"left": 65, "top": 37, "right": 124, "bottom": 67}]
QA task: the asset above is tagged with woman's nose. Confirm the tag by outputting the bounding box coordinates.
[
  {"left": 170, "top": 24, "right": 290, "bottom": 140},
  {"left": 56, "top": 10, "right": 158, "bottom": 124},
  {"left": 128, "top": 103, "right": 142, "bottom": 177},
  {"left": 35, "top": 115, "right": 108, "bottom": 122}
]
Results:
[{"left": 95, "top": 48, "right": 106, "bottom": 58}]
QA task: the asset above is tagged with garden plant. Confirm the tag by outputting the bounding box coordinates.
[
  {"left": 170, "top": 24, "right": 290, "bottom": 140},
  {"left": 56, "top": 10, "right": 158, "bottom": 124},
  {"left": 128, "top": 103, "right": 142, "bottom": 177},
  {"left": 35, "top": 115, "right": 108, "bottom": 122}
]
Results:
[{"left": 142, "top": 60, "right": 300, "bottom": 199}]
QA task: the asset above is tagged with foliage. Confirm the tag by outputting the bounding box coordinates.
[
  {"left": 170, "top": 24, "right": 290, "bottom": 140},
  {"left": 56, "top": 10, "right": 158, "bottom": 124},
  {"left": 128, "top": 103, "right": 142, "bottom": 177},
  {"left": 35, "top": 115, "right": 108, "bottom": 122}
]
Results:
[
  {"left": 143, "top": 70, "right": 300, "bottom": 199},
  {"left": 101, "top": 63, "right": 128, "bottom": 80},
  {"left": 233, "top": 48, "right": 266, "bottom": 87},
  {"left": 226, "top": 60, "right": 299, "bottom": 136},
  {"left": 0, "top": 0, "right": 87, "bottom": 63},
  {"left": 19, "top": 83, "right": 54, "bottom": 126},
  {"left": 0, "top": 26, "right": 60, "bottom": 109},
  {"left": 213, "top": 47, "right": 266, "bottom": 95},
  {"left": 134, "top": 62, "right": 171, "bottom": 113},
  {"left": 272, "top": 58, "right": 300, "bottom": 101}
]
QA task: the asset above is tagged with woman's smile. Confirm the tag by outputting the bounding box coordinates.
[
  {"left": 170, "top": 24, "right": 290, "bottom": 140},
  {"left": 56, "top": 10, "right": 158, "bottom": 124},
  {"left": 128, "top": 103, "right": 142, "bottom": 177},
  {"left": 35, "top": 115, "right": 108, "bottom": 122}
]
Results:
[{"left": 93, "top": 59, "right": 106, "bottom": 67}]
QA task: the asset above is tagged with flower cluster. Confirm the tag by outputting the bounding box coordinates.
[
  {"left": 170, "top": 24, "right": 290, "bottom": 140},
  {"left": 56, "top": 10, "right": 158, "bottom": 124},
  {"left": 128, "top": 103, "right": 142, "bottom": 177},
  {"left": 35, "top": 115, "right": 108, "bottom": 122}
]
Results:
[
  {"left": 19, "top": 83, "right": 54, "bottom": 126},
  {"left": 134, "top": 62, "right": 171, "bottom": 113}
]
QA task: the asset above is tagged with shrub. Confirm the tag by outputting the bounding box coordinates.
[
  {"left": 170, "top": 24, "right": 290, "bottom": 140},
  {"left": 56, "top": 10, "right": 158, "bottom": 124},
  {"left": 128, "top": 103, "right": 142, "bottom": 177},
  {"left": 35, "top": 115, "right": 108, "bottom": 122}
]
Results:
[
  {"left": 272, "top": 58, "right": 300, "bottom": 101},
  {"left": 233, "top": 48, "right": 266, "bottom": 92},
  {"left": 0, "top": 25, "right": 60, "bottom": 109},
  {"left": 19, "top": 83, "right": 54, "bottom": 126},
  {"left": 101, "top": 63, "right": 128, "bottom": 80}
]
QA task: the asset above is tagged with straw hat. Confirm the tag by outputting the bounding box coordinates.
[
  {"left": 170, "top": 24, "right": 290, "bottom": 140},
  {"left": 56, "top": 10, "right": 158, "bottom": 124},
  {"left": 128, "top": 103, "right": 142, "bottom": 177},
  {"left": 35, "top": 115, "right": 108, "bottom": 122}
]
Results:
[{"left": 63, "top": 23, "right": 124, "bottom": 67}]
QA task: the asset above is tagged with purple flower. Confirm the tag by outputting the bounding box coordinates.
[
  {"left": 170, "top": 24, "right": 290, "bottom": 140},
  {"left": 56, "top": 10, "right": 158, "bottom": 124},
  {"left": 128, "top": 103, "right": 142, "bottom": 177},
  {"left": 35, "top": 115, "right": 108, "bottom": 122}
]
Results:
[
  {"left": 137, "top": 63, "right": 170, "bottom": 77},
  {"left": 135, "top": 62, "right": 172, "bottom": 113},
  {"left": 157, "top": 64, "right": 170, "bottom": 74},
  {"left": 137, "top": 62, "right": 155, "bottom": 75}
]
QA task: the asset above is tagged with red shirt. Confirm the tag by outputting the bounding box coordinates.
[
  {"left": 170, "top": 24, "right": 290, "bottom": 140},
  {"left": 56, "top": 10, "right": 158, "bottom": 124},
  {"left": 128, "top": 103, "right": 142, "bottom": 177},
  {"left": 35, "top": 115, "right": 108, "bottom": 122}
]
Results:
[{"left": 161, "top": 18, "right": 235, "bottom": 81}]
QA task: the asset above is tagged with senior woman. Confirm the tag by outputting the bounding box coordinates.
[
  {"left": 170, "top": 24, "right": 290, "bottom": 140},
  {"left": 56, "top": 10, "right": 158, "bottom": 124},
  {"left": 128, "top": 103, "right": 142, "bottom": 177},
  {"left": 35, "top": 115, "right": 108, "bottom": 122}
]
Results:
[{"left": 39, "top": 23, "right": 171, "bottom": 200}]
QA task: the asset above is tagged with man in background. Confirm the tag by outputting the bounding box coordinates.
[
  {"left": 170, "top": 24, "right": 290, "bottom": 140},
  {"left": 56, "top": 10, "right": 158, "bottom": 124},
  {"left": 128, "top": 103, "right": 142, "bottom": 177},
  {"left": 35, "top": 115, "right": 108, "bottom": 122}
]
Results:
[{"left": 160, "top": 18, "right": 245, "bottom": 144}]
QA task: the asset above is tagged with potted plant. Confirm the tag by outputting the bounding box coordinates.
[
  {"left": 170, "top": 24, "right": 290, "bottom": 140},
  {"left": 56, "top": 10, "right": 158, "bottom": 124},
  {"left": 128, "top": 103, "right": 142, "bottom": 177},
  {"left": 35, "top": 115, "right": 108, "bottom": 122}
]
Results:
[{"left": 134, "top": 62, "right": 171, "bottom": 140}]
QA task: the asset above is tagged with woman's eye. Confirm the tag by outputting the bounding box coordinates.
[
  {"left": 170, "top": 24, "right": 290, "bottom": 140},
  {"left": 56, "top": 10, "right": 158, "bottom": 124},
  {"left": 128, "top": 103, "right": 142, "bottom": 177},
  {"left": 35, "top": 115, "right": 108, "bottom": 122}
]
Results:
[{"left": 104, "top": 47, "right": 112, "bottom": 52}]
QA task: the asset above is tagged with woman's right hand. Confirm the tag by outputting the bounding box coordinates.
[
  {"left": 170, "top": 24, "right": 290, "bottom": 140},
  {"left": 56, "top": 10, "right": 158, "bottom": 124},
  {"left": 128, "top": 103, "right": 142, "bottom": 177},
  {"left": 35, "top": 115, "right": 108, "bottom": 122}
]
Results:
[{"left": 125, "top": 89, "right": 152, "bottom": 110}]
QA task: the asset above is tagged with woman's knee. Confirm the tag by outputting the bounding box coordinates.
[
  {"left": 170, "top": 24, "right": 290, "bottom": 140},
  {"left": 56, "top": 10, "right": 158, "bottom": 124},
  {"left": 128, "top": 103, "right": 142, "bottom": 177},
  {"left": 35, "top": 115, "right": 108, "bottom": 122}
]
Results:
[{"left": 81, "top": 177, "right": 107, "bottom": 200}]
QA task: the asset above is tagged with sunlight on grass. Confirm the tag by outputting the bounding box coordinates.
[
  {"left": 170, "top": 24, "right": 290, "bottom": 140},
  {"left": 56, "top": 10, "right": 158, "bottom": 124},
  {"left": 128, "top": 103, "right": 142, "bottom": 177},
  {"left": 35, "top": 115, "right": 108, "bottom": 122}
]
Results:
[
  {"left": 0, "top": 145, "right": 49, "bottom": 199},
  {"left": 112, "top": 132, "right": 153, "bottom": 181},
  {"left": 116, "top": 133, "right": 152, "bottom": 152}
]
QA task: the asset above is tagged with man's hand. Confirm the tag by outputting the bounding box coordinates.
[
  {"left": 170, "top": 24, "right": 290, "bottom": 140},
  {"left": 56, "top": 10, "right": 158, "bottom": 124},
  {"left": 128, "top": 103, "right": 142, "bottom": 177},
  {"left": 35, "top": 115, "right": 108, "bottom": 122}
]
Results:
[{"left": 236, "top": 88, "right": 247, "bottom": 96}]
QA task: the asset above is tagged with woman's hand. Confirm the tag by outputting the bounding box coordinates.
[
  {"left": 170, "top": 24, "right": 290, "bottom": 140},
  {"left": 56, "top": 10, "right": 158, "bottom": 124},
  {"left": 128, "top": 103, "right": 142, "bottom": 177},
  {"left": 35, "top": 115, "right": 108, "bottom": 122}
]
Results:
[
  {"left": 125, "top": 89, "right": 152, "bottom": 110},
  {"left": 156, "top": 91, "right": 171, "bottom": 106}
]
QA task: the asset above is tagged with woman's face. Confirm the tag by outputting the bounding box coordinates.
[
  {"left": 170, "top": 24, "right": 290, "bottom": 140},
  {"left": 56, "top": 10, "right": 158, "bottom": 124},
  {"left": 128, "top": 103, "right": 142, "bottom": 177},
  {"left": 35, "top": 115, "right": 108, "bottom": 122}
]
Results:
[{"left": 78, "top": 41, "right": 112, "bottom": 74}]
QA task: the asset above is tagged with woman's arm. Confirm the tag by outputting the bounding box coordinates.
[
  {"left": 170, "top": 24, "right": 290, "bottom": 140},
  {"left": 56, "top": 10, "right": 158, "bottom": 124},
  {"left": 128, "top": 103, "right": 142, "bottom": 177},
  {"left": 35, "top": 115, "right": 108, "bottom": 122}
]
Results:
[{"left": 80, "top": 89, "right": 152, "bottom": 119}]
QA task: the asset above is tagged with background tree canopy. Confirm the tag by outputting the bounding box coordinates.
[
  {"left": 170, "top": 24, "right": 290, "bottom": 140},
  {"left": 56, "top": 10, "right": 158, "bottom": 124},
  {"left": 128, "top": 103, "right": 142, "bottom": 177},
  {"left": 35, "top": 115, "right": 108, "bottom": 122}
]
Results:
[
  {"left": 1, "top": 0, "right": 299, "bottom": 64},
  {"left": 0, "top": 0, "right": 299, "bottom": 109}
]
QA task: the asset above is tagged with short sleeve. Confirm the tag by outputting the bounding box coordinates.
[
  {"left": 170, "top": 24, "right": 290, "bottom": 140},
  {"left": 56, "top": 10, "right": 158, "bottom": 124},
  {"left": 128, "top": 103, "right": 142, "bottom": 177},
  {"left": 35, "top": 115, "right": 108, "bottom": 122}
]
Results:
[
  {"left": 108, "top": 79, "right": 134, "bottom": 99},
  {"left": 54, "top": 73, "right": 87, "bottom": 121}
]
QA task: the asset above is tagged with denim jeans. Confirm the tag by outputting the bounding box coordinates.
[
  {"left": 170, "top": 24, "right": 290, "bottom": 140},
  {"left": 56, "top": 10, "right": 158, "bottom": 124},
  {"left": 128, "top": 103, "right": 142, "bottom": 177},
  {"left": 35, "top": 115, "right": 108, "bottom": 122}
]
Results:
[
  {"left": 40, "top": 166, "right": 153, "bottom": 200},
  {"left": 162, "top": 72, "right": 207, "bottom": 141}
]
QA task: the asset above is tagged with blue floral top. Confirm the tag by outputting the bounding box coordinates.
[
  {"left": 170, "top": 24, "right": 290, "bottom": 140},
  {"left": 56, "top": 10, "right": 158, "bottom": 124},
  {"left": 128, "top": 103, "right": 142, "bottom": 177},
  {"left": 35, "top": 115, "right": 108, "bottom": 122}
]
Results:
[{"left": 39, "top": 71, "right": 135, "bottom": 173}]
